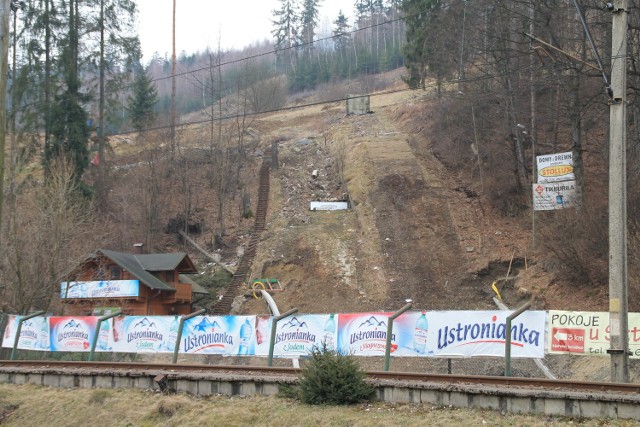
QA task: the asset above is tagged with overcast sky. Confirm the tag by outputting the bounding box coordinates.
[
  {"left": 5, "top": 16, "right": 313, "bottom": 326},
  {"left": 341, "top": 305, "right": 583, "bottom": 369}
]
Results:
[{"left": 136, "top": 0, "right": 353, "bottom": 60}]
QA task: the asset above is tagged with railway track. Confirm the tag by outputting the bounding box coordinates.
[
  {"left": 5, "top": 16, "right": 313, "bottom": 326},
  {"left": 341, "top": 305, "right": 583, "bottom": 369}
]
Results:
[
  {"left": 212, "top": 150, "right": 271, "bottom": 315},
  {"left": 1, "top": 360, "right": 639, "bottom": 395}
]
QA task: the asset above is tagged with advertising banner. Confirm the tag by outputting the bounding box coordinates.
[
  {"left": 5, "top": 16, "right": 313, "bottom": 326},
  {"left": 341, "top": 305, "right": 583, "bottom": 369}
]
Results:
[
  {"left": 537, "top": 152, "right": 574, "bottom": 183},
  {"left": 1, "top": 315, "right": 49, "bottom": 351},
  {"left": 49, "top": 316, "right": 98, "bottom": 352},
  {"left": 263, "top": 314, "right": 337, "bottom": 358},
  {"left": 425, "top": 311, "right": 545, "bottom": 358},
  {"left": 338, "top": 311, "right": 545, "bottom": 358},
  {"left": 547, "top": 311, "right": 640, "bottom": 358},
  {"left": 337, "top": 312, "right": 394, "bottom": 356},
  {"left": 109, "top": 316, "right": 180, "bottom": 353},
  {"left": 532, "top": 181, "right": 578, "bottom": 211},
  {"left": 180, "top": 315, "right": 255, "bottom": 355},
  {"left": 60, "top": 280, "right": 140, "bottom": 299}
]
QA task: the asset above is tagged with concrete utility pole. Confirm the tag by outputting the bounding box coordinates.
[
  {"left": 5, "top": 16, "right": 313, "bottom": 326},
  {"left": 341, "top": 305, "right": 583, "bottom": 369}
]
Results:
[
  {"left": 0, "top": 0, "right": 10, "bottom": 247},
  {"left": 607, "top": 0, "right": 629, "bottom": 383},
  {"left": 171, "top": 0, "right": 176, "bottom": 153}
]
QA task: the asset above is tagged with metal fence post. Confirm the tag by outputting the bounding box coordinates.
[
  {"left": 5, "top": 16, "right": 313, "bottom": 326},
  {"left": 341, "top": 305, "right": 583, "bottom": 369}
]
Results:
[
  {"left": 88, "top": 311, "right": 122, "bottom": 361},
  {"left": 505, "top": 301, "right": 532, "bottom": 376},
  {"left": 172, "top": 309, "right": 206, "bottom": 364},
  {"left": 268, "top": 308, "right": 298, "bottom": 367},
  {"left": 384, "top": 303, "right": 412, "bottom": 371},
  {"left": 10, "top": 311, "right": 45, "bottom": 360}
]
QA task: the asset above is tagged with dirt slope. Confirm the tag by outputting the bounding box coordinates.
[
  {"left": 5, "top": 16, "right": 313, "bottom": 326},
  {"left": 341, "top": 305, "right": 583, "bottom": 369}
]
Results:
[{"left": 237, "top": 82, "right": 534, "bottom": 316}]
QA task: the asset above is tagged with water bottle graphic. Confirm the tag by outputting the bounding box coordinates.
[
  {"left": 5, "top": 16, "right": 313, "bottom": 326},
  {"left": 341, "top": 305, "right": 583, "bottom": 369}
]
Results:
[
  {"left": 167, "top": 316, "right": 179, "bottom": 351},
  {"left": 413, "top": 312, "right": 428, "bottom": 354},
  {"left": 238, "top": 318, "right": 252, "bottom": 355},
  {"left": 97, "top": 320, "right": 110, "bottom": 351},
  {"left": 39, "top": 318, "right": 49, "bottom": 350},
  {"left": 322, "top": 314, "right": 336, "bottom": 350}
]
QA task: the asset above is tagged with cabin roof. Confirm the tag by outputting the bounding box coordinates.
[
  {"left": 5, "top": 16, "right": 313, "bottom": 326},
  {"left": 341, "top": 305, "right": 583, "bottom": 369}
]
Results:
[{"left": 97, "top": 249, "right": 198, "bottom": 292}]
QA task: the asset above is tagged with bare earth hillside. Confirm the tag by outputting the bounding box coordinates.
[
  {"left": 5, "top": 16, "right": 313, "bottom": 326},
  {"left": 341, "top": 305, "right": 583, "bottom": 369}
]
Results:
[{"left": 236, "top": 81, "right": 541, "bottom": 316}]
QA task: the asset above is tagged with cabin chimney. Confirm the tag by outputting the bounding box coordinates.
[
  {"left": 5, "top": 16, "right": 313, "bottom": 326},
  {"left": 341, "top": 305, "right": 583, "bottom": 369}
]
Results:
[{"left": 133, "top": 243, "right": 144, "bottom": 254}]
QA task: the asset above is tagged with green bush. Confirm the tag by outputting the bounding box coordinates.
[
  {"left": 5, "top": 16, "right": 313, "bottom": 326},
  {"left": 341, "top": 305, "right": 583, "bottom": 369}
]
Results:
[{"left": 297, "top": 345, "right": 376, "bottom": 405}]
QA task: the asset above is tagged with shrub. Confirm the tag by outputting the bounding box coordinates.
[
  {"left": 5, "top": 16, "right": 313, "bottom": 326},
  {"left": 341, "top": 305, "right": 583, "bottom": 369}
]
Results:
[{"left": 297, "top": 344, "right": 375, "bottom": 405}]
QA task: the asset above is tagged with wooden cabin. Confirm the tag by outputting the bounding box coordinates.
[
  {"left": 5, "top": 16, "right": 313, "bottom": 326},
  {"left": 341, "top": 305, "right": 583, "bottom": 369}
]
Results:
[{"left": 60, "top": 249, "right": 209, "bottom": 316}]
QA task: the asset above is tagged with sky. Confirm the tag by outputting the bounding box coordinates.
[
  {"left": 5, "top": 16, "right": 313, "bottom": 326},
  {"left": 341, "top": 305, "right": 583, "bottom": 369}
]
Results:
[{"left": 136, "top": 0, "right": 353, "bottom": 61}]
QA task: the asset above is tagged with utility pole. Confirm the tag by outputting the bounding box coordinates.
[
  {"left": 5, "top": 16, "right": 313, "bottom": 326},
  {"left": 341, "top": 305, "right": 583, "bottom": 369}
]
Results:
[
  {"left": 607, "top": 0, "right": 629, "bottom": 383},
  {"left": 0, "top": 0, "right": 10, "bottom": 248},
  {"left": 170, "top": 0, "right": 176, "bottom": 154}
]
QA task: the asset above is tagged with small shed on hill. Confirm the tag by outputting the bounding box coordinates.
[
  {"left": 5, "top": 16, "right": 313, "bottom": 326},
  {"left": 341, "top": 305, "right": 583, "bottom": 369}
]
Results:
[
  {"left": 59, "top": 249, "right": 209, "bottom": 316},
  {"left": 346, "top": 94, "right": 371, "bottom": 115}
]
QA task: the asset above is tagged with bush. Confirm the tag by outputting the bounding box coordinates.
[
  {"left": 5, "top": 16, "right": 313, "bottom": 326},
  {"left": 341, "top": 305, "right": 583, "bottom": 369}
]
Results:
[{"left": 297, "top": 344, "right": 376, "bottom": 405}]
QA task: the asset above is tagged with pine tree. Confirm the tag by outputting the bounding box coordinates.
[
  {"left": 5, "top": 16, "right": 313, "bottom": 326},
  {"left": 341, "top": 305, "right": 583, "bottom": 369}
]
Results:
[
  {"left": 400, "top": 0, "right": 452, "bottom": 92},
  {"left": 333, "top": 11, "right": 351, "bottom": 78},
  {"left": 43, "top": 0, "right": 90, "bottom": 184},
  {"left": 300, "top": 0, "right": 320, "bottom": 57},
  {"left": 127, "top": 64, "right": 158, "bottom": 132},
  {"left": 271, "top": 0, "right": 300, "bottom": 73}
]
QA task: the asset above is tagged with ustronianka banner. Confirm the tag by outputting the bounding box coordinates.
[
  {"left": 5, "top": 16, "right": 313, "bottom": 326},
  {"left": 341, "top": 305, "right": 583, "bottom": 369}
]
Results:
[
  {"left": 547, "top": 310, "right": 640, "bottom": 358},
  {"left": 109, "top": 316, "right": 180, "bottom": 353},
  {"left": 180, "top": 315, "right": 254, "bottom": 355},
  {"left": 60, "top": 280, "right": 140, "bottom": 299},
  {"left": 49, "top": 316, "right": 98, "bottom": 352},
  {"left": 1, "top": 315, "right": 49, "bottom": 351},
  {"left": 425, "top": 311, "right": 545, "bottom": 358},
  {"left": 265, "top": 314, "right": 337, "bottom": 358},
  {"left": 0, "top": 311, "right": 545, "bottom": 358},
  {"left": 338, "top": 312, "right": 394, "bottom": 356},
  {"left": 337, "top": 311, "right": 545, "bottom": 358}
]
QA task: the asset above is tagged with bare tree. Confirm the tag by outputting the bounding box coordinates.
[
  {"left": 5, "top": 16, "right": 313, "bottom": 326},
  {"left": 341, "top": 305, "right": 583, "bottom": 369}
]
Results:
[{"left": 1, "top": 156, "right": 99, "bottom": 313}]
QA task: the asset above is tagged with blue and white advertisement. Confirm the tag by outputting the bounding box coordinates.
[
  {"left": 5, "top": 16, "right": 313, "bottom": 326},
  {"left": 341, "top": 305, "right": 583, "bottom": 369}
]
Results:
[
  {"left": 108, "top": 316, "right": 180, "bottom": 353},
  {"left": 264, "top": 314, "right": 337, "bottom": 358},
  {"left": 391, "top": 311, "right": 545, "bottom": 358},
  {"left": 180, "top": 315, "right": 254, "bottom": 355},
  {"left": 1, "top": 315, "right": 49, "bottom": 351},
  {"left": 338, "top": 312, "right": 394, "bottom": 356},
  {"left": 60, "top": 280, "right": 140, "bottom": 299}
]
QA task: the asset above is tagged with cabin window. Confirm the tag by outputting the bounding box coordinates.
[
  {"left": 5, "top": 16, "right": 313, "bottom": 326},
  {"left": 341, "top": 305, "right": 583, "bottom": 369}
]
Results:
[{"left": 110, "top": 266, "right": 121, "bottom": 279}]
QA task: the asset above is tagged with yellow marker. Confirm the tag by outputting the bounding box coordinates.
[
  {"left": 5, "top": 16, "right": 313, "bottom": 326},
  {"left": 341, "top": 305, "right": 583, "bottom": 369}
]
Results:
[
  {"left": 251, "top": 281, "right": 266, "bottom": 299},
  {"left": 491, "top": 281, "right": 502, "bottom": 301}
]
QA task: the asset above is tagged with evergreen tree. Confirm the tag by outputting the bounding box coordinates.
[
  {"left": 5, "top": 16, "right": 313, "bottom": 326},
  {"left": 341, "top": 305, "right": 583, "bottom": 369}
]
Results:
[
  {"left": 44, "top": 0, "right": 89, "bottom": 183},
  {"left": 333, "top": 11, "right": 350, "bottom": 54},
  {"left": 272, "top": 0, "right": 300, "bottom": 73},
  {"left": 127, "top": 64, "right": 158, "bottom": 132},
  {"left": 400, "top": 0, "right": 452, "bottom": 92},
  {"left": 333, "top": 11, "right": 351, "bottom": 78},
  {"left": 300, "top": 0, "right": 320, "bottom": 57}
]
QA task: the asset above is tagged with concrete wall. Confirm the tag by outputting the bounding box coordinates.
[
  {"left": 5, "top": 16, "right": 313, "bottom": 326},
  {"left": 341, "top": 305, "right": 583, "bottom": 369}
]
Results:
[{"left": 0, "top": 369, "right": 638, "bottom": 420}]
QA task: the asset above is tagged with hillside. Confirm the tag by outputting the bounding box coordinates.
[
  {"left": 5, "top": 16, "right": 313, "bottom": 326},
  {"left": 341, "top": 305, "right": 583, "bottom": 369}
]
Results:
[{"left": 228, "top": 74, "right": 570, "bottom": 317}]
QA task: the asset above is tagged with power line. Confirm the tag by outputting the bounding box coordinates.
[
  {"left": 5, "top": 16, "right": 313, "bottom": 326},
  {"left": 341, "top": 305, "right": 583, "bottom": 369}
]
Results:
[{"left": 102, "top": 61, "right": 568, "bottom": 139}]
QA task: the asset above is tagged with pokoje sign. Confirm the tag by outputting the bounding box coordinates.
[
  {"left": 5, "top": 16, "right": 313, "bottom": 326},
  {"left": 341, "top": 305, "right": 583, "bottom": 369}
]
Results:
[{"left": 547, "top": 310, "right": 640, "bottom": 357}]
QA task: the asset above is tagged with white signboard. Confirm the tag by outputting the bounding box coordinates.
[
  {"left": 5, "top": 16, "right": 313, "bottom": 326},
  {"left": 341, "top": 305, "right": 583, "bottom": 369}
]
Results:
[
  {"left": 60, "top": 280, "right": 140, "bottom": 299},
  {"left": 532, "top": 181, "right": 577, "bottom": 210},
  {"left": 536, "top": 152, "right": 574, "bottom": 183},
  {"left": 310, "top": 201, "right": 349, "bottom": 211}
]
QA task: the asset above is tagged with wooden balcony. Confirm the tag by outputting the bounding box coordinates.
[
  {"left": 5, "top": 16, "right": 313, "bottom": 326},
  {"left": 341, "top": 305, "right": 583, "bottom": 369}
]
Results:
[{"left": 161, "top": 282, "right": 192, "bottom": 304}]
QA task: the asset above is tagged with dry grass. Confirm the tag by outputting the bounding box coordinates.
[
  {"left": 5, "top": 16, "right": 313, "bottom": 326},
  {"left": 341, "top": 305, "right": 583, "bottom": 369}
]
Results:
[{"left": 0, "top": 383, "right": 637, "bottom": 427}]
